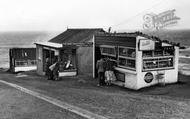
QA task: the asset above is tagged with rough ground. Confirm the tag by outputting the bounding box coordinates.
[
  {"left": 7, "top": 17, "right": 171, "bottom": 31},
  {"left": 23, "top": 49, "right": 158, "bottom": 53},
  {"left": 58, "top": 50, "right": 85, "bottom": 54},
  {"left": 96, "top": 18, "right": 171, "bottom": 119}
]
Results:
[{"left": 0, "top": 70, "right": 190, "bottom": 119}]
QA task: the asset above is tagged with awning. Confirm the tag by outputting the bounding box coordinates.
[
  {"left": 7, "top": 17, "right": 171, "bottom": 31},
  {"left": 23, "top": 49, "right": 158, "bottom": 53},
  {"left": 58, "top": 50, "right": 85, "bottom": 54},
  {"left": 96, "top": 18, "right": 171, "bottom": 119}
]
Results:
[{"left": 34, "top": 42, "right": 62, "bottom": 49}]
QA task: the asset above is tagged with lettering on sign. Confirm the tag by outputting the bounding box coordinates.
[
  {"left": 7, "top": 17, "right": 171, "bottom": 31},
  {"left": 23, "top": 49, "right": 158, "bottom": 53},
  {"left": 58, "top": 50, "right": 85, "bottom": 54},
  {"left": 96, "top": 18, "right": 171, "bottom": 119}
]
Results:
[
  {"left": 143, "top": 9, "right": 180, "bottom": 30},
  {"left": 139, "top": 39, "right": 155, "bottom": 51},
  {"left": 141, "top": 40, "right": 151, "bottom": 46}
]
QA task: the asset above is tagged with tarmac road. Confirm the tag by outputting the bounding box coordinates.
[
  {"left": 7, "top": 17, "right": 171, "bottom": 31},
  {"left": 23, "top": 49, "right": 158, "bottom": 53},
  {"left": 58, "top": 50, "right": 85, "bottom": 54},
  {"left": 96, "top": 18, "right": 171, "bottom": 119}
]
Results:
[
  {"left": 1, "top": 71, "right": 190, "bottom": 119},
  {"left": 0, "top": 83, "right": 85, "bottom": 119}
]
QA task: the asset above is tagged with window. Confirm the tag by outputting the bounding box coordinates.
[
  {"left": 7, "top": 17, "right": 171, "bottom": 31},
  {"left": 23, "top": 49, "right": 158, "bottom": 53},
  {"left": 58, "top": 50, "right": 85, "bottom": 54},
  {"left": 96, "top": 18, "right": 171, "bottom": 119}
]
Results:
[
  {"left": 119, "top": 58, "right": 135, "bottom": 68},
  {"left": 142, "top": 47, "right": 174, "bottom": 58},
  {"left": 163, "top": 47, "right": 174, "bottom": 56},
  {"left": 142, "top": 46, "right": 174, "bottom": 71},
  {"left": 99, "top": 46, "right": 136, "bottom": 70},
  {"left": 59, "top": 49, "right": 76, "bottom": 72},
  {"left": 119, "top": 48, "right": 135, "bottom": 58},
  {"left": 118, "top": 47, "right": 136, "bottom": 69},
  {"left": 143, "top": 59, "right": 159, "bottom": 69},
  {"left": 100, "top": 45, "right": 116, "bottom": 57},
  {"left": 154, "top": 50, "right": 163, "bottom": 57},
  {"left": 15, "top": 60, "right": 36, "bottom": 67},
  {"left": 143, "top": 57, "right": 174, "bottom": 70},
  {"left": 158, "top": 57, "right": 173, "bottom": 68},
  {"left": 142, "top": 51, "right": 153, "bottom": 57}
]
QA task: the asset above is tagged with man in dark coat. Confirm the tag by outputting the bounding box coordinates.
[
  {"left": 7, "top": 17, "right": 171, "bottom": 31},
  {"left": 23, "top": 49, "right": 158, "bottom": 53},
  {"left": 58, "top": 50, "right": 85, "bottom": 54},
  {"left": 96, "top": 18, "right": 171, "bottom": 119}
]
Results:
[
  {"left": 96, "top": 58, "right": 105, "bottom": 86},
  {"left": 45, "top": 58, "right": 52, "bottom": 80}
]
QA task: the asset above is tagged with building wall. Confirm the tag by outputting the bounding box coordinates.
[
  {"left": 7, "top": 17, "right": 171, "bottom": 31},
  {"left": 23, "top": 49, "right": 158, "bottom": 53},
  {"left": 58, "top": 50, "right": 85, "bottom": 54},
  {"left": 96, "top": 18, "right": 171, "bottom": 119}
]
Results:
[
  {"left": 36, "top": 45, "right": 44, "bottom": 75},
  {"left": 76, "top": 46, "right": 93, "bottom": 76}
]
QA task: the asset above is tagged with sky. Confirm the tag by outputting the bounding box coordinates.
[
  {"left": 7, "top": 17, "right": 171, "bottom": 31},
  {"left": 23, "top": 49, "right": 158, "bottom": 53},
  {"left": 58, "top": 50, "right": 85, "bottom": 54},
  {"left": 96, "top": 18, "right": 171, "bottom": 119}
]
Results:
[{"left": 0, "top": 0, "right": 189, "bottom": 32}]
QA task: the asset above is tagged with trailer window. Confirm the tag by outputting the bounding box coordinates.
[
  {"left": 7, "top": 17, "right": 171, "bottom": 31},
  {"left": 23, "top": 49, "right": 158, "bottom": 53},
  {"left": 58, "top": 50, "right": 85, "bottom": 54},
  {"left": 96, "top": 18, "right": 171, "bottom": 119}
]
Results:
[
  {"left": 142, "top": 46, "right": 174, "bottom": 58},
  {"left": 100, "top": 45, "right": 116, "bottom": 57},
  {"left": 118, "top": 47, "right": 136, "bottom": 70},
  {"left": 119, "top": 58, "right": 135, "bottom": 68},
  {"left": 143, "top": 57, "right": 174, "bottom": 71},
  {"left": 142, "top": 46, "right": 175, "bottom": 71},
  {"left": 119, "top": 48, "right": 135, "bottom": 58}
]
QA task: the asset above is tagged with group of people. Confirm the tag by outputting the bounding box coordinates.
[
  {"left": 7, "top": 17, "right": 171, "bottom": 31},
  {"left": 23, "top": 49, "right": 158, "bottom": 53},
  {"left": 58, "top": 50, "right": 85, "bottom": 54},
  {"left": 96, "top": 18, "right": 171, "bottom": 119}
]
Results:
[
  {"left": 45, "top": 56, "right": 116, "bottom": 84},
  {"left": 96, "top": 57, "right": 116, "bottom": 86},
  {"left": 45, "top": 57, "right": 59, "bottom": 81}
]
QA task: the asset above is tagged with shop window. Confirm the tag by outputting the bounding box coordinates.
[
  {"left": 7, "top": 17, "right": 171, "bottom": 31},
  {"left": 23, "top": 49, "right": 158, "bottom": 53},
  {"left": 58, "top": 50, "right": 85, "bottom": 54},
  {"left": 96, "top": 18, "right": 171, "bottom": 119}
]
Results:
[
  {"left": 163, "top": 48, "right": 174, "bottom": 56},
  {"left": 100, "top": 46, "right": 116, "bottom": 57},
  {"left": 154, "top": 50, "right": 163, "bottom": 57},
  {"left": 142, "top": 46, "right": 174, "bottom": 71},
  {"left": 15, "top": 60, "right": 36, "bottom": 67},
  {"left": 142, "top": 51, "right": 153, "bottom": 57},
  {"left": 143, "top": 47, "right": 174, "bottom": 57},
  {"left": 158, "top": 57, "right": 173, "bottom": 68},
  {"left": 119, "top": 58, "right": 135, "bottom": 69},
  {"left": 143, "top": 59, "right": 158, "bottom": 69},
  {"left": 118, "top": 47, "right": 136, "bottom": 70},
  {"left": 59, "top": 49, "right": 76, "bottom": 72},
  {"left": 143, "top": 57, "right": 174, "bottom": 70},
  {"left": 119, "top": 47, "right": 135, "bottom": 58}
]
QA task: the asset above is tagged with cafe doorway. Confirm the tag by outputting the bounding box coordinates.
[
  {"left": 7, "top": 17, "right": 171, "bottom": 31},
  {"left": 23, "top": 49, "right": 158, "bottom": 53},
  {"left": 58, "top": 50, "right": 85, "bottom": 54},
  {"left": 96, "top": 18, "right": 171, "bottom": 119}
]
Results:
[
  {"left": 42, "top": 49, "right": 55, "bottom": 72},
  {"left": 94, "top": 46, "right": 102, "bottom": 78}
]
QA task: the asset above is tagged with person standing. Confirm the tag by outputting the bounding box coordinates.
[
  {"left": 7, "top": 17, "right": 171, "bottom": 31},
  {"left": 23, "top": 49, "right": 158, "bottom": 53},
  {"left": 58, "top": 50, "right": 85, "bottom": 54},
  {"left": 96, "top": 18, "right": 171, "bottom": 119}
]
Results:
[
  {"left": 53, "top": 60, "right": 60, "bottom": 81},
  {"left": 105, "top": 58, "right": 116, "bottom": 85},
  {"left": 51, "top": 57, "right": 59, "bottom": 81},
  {"left": 45, "top": 58, "right": 52, "bottom": 80},
  {"left": 96, "top": 58, "right": 105, "bottom": 86}
]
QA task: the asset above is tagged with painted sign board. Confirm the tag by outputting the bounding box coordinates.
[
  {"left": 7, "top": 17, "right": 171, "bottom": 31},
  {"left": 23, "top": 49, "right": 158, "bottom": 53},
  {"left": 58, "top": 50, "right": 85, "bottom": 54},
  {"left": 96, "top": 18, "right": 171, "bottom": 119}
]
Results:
[{"left": 139, "top": 39, "right": 155, "bottom": 51}]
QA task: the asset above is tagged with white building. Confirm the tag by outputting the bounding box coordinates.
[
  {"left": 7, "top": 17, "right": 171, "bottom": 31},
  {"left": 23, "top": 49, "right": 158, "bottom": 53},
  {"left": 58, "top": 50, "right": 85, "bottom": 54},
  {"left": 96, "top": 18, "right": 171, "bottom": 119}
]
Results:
[{"left": 95, "top": 33, "right": 179, "bottom": 90}]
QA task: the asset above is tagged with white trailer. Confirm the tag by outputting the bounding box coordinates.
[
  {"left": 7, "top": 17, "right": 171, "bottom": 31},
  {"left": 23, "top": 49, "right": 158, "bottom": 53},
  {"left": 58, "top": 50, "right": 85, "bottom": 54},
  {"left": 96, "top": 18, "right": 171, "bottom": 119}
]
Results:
[{"left": 95, "top": 34, "right": 179, "bottom": 90}]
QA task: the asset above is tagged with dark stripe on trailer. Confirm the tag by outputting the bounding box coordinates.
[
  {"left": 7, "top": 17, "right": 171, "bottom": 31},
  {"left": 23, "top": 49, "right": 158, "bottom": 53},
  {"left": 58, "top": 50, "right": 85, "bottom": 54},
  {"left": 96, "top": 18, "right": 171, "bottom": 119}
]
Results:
[{"left": 95, "top": 35, "right": 136, "bottom": 48}]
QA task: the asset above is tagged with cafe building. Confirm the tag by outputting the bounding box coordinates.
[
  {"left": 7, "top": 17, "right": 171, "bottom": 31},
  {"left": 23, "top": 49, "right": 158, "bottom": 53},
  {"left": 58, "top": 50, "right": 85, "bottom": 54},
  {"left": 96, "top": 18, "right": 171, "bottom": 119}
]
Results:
[
  {"left": 35, "top": 29, "right": 179, "bottom": 89},
  {"left": 35, "top": 28, "right": 105, "bottom": 77},
  {"left": 95, "top": 33, "right": 179, "bottom": 90}
]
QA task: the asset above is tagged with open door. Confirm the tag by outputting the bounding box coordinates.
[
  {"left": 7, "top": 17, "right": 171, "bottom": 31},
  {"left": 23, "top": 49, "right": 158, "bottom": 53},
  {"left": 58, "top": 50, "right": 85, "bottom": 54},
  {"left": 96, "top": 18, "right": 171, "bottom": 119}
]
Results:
[
  {"left": 43, "top": 49, "right": 55, "bottom": 72},
  {"left": 94, "top": 46, "right": 102, "bottom": 78}
]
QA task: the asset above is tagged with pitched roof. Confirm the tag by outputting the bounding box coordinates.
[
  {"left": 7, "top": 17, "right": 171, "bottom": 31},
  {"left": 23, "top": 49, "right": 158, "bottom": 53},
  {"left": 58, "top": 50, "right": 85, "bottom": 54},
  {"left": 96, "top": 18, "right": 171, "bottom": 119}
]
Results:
[{"left": 49, "top": 28, "right": 105, "bottom": 44}]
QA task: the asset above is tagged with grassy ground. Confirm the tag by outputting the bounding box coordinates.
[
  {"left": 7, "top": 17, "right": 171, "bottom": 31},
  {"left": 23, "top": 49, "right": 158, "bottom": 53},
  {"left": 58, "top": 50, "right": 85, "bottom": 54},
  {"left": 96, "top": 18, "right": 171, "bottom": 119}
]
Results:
[{"left": 1, "top": 71, "right": 190, "bottom": 119}]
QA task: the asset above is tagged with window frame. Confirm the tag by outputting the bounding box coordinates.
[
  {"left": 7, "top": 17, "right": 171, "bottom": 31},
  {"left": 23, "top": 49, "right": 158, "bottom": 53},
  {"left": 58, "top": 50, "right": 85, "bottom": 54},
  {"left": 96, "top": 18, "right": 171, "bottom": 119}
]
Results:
[
  {"left": 15, "top": 60, "right": 36, "bottom": 67},
  {"left": 100, "top": 45, "right": 116, "bottom": 57},
  {"left": 142, "top": 56, "right": 175, "bottom": 71},
  {"left": 118, "top": 46, "right": 136, "bottom": 70}
]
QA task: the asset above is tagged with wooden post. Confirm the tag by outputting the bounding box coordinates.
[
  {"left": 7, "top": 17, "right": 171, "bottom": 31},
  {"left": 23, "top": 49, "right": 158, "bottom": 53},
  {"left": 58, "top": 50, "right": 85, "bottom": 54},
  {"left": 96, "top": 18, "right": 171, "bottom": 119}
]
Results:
[{"left": 92, "top": 35, "right": 95, "bottom": 78}]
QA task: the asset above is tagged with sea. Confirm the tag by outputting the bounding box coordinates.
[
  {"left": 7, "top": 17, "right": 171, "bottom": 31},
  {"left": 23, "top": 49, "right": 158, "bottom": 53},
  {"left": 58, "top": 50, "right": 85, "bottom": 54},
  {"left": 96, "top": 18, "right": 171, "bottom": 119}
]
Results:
[{"left": 0, "top": 31, "right": 58, "bottom": 69}]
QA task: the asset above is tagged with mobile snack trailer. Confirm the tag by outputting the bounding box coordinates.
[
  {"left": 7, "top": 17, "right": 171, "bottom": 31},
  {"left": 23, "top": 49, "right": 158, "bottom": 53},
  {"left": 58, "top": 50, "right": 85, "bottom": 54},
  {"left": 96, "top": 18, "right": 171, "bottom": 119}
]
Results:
[{"left": 95, "top": 33, "right": 179, "bottom": 90}]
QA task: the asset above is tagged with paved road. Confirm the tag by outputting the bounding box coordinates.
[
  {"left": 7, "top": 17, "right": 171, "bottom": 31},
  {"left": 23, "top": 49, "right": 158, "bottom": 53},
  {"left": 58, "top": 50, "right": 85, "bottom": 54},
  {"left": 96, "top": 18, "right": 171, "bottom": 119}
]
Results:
[
  {"left": 1, "top": 71, "right": 190, "bottom": 119},
  {"left": 0, "top": 83, "right": 85, "bottom": 119}
]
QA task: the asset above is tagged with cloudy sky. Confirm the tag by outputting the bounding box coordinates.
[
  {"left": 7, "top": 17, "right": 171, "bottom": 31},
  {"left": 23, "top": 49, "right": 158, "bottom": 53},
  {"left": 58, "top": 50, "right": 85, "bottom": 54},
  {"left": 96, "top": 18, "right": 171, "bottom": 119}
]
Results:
[{"left": 0, "top": 0, "right": 189, "bottom": 31}]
